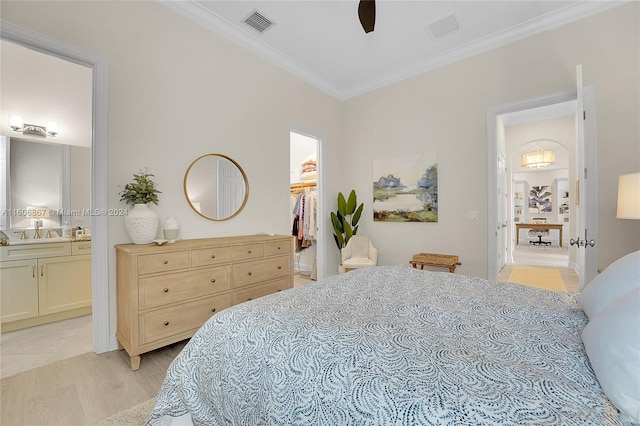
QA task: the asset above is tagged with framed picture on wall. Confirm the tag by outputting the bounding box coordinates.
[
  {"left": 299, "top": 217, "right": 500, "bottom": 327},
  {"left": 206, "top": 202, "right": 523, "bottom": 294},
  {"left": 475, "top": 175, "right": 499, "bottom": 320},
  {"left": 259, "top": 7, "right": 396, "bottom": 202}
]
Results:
[
  {"left": 529, "top": 185, "right": 552, "bottom": 213},
  {"left": 372, "top": 152, "right": 438, "bottom": 223}
]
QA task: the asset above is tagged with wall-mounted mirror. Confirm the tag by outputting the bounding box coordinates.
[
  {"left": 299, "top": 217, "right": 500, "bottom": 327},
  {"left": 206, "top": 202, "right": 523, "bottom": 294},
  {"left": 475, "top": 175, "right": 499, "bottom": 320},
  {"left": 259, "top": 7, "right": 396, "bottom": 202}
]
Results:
[
  {"left": 184, "top": 153, "right": 249, "bottom": 221},
  {"left": 1, "top": 136, "right": 91, "bottom": 231}
]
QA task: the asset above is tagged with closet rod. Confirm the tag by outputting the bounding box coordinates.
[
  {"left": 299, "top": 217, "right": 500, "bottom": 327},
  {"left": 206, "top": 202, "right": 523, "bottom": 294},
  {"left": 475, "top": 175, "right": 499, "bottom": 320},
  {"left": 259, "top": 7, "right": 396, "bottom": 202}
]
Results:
[{"left": 290, "top": 181, "right": 316, "bottom": 191}]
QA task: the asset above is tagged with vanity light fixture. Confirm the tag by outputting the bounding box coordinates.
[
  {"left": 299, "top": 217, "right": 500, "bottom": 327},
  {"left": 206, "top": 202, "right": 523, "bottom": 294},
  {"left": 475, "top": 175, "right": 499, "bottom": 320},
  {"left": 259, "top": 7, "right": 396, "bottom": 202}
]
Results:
[
  {"left": 9, "top": 115, "right": 58, "bottom": 137},
  {"left": 521, "top": 142, "right": 556, "bottom": 169}
]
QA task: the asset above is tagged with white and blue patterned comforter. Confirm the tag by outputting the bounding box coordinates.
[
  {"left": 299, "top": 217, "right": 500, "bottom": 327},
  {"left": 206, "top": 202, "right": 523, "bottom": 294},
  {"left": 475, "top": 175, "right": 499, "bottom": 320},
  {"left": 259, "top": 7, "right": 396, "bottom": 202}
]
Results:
[{"left": 148, "top": 266, "right": 625, "bottom": 425}]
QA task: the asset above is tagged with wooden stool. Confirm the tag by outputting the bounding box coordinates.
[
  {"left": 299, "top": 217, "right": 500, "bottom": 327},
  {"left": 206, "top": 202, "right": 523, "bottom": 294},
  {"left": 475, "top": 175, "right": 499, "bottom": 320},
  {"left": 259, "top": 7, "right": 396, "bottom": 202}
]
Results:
[{"left": 410, "top": 253, "right": 461, "bottom": 273}]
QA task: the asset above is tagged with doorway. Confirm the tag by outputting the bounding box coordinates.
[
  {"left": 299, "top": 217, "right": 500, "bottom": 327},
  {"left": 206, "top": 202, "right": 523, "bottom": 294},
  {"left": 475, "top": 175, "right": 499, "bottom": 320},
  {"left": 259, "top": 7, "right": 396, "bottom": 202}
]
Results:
[
  {"left": 0, "top": 41, "right": 94, "bottom": 377},
  {"left": 1, "top": 22, "right": 110, "bottom": 358},
  {"left": 502, "top": 103, "right": 574, "bottom": 268},
  {"left": 487, "top": 85, "right": 598, "bottom": 288},
  {"left": 289, "top": 130, "right": 323, "bottom": 283}
]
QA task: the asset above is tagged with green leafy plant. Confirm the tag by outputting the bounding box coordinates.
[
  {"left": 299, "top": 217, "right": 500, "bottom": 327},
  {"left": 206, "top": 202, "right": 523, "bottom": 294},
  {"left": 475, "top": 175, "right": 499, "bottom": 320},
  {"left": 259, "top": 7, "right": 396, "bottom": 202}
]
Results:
[
  {"left": 119, "top": 170, "right": 161, "bottom": 205},
  {"left": 331, "top": 190, "right": 364, "bottom": 251}
]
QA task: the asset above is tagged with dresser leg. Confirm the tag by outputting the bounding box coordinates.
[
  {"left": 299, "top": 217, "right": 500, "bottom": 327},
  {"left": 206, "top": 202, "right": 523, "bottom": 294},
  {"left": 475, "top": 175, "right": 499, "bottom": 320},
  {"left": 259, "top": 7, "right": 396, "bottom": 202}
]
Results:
[{"left": 130, "top": 355, "right": 141, "bottom": 371}]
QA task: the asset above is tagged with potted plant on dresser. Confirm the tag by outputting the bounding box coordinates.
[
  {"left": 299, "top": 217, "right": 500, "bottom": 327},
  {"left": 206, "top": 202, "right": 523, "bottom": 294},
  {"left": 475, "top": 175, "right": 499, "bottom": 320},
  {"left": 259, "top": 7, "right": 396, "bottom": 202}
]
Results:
[{"left": 119, "top": 169, "right": 161, "bottom": 244}]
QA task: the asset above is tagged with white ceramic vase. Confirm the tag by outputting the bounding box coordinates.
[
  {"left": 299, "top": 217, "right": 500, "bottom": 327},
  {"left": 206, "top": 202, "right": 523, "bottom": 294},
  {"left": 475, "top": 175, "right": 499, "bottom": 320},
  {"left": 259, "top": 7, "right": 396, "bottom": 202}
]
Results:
[{"left": 125, "top": 203, "right": 158, "bottom": 244}]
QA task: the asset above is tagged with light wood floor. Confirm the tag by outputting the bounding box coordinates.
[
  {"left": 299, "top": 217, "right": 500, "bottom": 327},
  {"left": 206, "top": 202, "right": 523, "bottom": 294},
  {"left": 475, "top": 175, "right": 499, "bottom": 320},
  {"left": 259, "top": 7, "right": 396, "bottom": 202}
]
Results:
[
  {"left": 1, "top": 272, "right": 315, "bottom": 426},
  {"left": 499, "top": 247, "right": 578, "bottom": 292},
  {"left": 1, "top": 267, "right": 575, "bottom": 425}
]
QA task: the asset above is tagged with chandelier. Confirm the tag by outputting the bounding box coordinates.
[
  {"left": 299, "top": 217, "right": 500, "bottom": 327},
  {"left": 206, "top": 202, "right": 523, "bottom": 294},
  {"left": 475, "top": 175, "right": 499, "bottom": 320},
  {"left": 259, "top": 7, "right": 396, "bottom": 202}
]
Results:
[{"left": 521, "top": 144, "right": 556, "bottom": 169}]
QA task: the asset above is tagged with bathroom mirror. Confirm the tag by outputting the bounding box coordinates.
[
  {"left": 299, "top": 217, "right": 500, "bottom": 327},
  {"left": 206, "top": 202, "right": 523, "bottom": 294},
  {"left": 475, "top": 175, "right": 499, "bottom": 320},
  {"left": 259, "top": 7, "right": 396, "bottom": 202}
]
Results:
[
  {"left": 2, "top": 137, "right": 92, "bottom": 231},
  {"left": 184, "top": 153, "right": 249, "bottom": 221}
]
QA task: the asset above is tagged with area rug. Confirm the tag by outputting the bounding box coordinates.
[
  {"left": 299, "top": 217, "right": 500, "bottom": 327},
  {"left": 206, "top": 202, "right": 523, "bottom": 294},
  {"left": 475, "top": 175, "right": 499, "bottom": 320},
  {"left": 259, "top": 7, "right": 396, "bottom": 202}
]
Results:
[
  {"left": 508, "top": 266, "right": 566, "bottom": 292},
  {"left": 516, "top": 243, "right": 568, "bottom": 251},
  {"left": 94, "top": 398, "right": 155, "bottom": 426}
]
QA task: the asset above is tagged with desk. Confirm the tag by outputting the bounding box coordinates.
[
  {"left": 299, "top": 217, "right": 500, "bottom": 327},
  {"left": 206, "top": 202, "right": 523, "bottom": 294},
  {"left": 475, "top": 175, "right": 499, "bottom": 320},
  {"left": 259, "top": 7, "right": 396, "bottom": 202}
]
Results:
[
  {"left": 410, "top": 253, "right": 461, "bottom": 273},
  {"left": 516, "top": 223, "right": 563, "bottom": 247}
]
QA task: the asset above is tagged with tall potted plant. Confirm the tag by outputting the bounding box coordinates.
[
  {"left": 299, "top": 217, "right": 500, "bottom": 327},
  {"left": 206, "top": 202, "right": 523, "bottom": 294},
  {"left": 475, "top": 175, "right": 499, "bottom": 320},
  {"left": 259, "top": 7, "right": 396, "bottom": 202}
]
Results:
[
  {"left": 331, "top": 189, "right": 364, "bottom": 253},
  {"left": 120, "top": 170, "right": 161, "bottom": 244}
]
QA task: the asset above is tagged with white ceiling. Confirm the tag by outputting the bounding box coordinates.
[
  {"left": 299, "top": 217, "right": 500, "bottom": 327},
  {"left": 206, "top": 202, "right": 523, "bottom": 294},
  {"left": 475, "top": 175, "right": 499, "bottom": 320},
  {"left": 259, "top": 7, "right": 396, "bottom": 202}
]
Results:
[{"left": 161, "top": 0, "right": 626, "bottom": 100}]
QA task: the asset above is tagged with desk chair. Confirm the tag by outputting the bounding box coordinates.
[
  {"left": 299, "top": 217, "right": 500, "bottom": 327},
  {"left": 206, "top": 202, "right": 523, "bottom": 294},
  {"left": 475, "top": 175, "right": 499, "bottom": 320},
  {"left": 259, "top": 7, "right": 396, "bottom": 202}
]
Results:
[{"left": 529, "top": 217, "right": 551, "bottom": 246}]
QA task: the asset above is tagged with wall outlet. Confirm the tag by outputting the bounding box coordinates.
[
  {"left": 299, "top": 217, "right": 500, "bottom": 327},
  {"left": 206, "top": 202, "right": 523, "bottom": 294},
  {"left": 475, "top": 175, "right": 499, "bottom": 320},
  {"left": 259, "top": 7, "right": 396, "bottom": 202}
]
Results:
[{"left": 467, "top": 211, "right": 479, "bottom": 221}]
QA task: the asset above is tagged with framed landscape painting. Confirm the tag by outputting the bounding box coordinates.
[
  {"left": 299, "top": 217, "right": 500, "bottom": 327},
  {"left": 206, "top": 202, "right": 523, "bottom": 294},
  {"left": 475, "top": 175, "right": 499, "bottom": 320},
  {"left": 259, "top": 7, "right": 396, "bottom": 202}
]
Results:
[{"left": 372, "top": 152, "right": 438, "bottom": 222}]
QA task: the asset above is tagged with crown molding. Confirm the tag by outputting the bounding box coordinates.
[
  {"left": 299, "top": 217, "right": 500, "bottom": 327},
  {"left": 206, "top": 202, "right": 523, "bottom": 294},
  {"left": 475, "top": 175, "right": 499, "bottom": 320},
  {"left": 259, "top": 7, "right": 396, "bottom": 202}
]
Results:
[
  {"left": 159, "top": 0, "right": 629, "bottom": 101},
  {"left": 159, "top": 0, "right": 342, "bottom": 99}
]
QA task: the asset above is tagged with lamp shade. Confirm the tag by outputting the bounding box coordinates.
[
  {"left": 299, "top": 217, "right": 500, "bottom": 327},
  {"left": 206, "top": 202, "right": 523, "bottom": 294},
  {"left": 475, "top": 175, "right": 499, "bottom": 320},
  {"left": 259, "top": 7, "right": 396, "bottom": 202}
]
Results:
[
  {"left": 521, "top": 146, "right": 556, "bottom": 169},
  {"left": 616, "top": 172, "right": 640, "bottom": 219}
]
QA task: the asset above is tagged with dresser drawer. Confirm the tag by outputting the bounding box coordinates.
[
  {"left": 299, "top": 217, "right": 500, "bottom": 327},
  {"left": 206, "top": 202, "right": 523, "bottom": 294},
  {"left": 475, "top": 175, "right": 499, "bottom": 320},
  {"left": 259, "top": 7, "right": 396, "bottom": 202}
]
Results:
[
  {"left": 138, "top": 251, "right": 190, "bottom": 275},
  {"left": 264, "top": 239, "right": 291, "bottom": 257},
  {"left": 232, "top": 255, "right": 290, "bottom": 287},
  {"left": 231, "top": 243, "right": 264, "bottom": 261},
  {"left": 192, "top": 246, "right": 231, "bottom": 267},
  {"left": 139, "top": 294, "right": 230, "bottom": 345},
  {"left": 138, "top": 265, "right": 231, "bottom": 310},
  {"left": 232, "top": 277, "right": 290, "bottom": 305}
]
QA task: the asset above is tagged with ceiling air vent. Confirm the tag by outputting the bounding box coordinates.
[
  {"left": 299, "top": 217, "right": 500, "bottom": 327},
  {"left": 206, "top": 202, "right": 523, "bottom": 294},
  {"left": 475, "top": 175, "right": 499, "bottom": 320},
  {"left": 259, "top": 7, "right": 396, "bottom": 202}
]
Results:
[
  {"left": 243, "top": 9, "right": 275, "bottom": 34},
  {"left": 426, "top": 14, "right": 460, "bottom": 40}
]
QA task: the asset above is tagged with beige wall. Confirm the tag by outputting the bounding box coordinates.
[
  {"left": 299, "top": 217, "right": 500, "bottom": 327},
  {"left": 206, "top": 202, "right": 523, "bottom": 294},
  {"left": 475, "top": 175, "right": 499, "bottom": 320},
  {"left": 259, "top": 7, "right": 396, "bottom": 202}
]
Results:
[
  {"left": 2, "top": 2, "right": 638, "bottom": 336},
  {"left": 1, "top": 1, "right": 344, "bottom": 338},
  {"left": 342, "top": 2, "right": 639, "bottom": 277}
]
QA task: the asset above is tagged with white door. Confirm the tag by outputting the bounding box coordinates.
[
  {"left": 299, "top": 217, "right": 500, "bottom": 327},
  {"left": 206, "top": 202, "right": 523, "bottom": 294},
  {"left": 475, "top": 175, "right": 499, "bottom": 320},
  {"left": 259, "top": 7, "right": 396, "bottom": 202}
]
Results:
[
  {"left": 217, "top": 159, "right": 245, "bottom": 219},
  {"left": 497, "top": 151, "right": 508, "bottom": 272},
  {"left": 571, "top": 65, "right": 598, "bottom": 290}
]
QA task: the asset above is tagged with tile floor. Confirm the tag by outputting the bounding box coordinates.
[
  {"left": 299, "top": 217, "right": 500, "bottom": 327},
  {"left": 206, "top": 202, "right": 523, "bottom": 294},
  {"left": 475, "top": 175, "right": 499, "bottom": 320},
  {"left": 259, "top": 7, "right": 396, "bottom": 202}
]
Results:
[
  {"left": 2, "top": 265, "right": 571, "bottom": 380},
  {"left": 1, "top": 314, "right": 93, "bottom": 379},
  {"left": 0, "top": 271, "right": 316, "bottom": 379}
]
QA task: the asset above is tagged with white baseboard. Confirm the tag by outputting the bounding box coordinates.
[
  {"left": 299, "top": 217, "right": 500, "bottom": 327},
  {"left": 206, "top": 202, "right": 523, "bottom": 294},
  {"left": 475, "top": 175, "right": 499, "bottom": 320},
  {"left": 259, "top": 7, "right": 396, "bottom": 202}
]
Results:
[{"left": 294, "top": 263, "right": 314, "bottom": 273}]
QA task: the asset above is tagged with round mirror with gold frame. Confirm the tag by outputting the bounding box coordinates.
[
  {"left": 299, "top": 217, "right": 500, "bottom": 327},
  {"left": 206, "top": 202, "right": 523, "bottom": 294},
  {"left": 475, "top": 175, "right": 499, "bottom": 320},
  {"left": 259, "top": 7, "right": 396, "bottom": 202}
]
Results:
[{"left": 183, "top": 153, "right": 249, "bottom": 221}]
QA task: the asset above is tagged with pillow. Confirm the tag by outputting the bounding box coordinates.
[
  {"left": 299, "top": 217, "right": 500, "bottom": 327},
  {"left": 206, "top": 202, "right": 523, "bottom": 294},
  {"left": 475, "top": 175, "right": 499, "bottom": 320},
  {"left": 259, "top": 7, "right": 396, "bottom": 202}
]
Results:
[
  {"left": 576, "top": 250, "right": 640, "bottom": 319},
  {"left": 581, "top": 288, "right": 640, "bottom": 423}
]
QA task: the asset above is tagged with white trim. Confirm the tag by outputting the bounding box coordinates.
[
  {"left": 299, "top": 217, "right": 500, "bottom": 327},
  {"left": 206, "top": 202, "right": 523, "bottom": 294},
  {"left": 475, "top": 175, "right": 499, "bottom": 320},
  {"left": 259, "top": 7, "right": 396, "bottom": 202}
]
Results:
[
  {"left": 159, "top": 0, "right": 626, "bottom": 100},
  {"left": 1, "top": 21, "right": 111, "bottom": 354},
  {"left": 288, "top": 126, "right": 325, "bottom": 281},
  {"left": 487, "top": 89, "right": 577, "bottom": 282},
  {"left": 160, "top": 1, "right": 341, "bottom": 99}
]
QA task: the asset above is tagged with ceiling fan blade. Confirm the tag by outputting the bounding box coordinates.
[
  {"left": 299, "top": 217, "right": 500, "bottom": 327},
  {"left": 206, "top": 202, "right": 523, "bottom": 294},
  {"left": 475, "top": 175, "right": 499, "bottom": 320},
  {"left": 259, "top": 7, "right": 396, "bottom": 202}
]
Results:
[{"left": 358, "top": 0, "right": 375, "bottom": 33}]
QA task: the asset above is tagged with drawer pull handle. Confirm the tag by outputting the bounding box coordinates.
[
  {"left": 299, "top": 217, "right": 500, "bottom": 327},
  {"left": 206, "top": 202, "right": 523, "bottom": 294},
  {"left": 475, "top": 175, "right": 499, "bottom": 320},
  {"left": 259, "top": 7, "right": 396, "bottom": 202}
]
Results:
[
  {"left": 211, "top": 254, "right": 216, "bottom": 259},
  {"left": 277, "top": 266, "right": 282, "bottom": 269},
  {"left": 247, "top": 272, "right": 252, "bottom": 276},
  {"left": 163, "top": 260, "right": 168, "bottom": 265},
  {"left": 163, "top": 321, "right": 170, "bottom": 326},
  {"left": 211, "top": 307, "right": 216, "bottom": 313},
  {"left": 33, "top": 265, "right": 36, "bottom": 278},
  {"left": 163, "top": 288, "right": 169, "bottom": 293},
  {"left": 248, "top": 250, "right": 252, "bottom": 254},
  {"left": 210, "top": 278, "right": 216, "bottom": 283},
  {"left": 277, "top": 246, "right": 281, "bottom": 250}
]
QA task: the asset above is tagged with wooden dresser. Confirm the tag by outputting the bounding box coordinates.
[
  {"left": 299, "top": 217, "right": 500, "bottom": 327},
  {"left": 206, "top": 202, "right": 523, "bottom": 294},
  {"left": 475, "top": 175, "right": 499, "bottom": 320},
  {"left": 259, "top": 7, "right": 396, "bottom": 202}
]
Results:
[{"left": 115, "top": 234, "right": 294, "bottom": 370}]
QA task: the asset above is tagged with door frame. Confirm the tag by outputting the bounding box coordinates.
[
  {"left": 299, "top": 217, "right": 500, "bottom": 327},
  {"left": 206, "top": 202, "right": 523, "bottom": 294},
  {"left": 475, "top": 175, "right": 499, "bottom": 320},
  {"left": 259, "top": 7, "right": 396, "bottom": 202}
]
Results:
[
  {"left": 486, "top": 87, "right": 597, "bottom": 283},
  {"left": 288, "top": 127, "right": 325, "bottom": 281},
  {"left": 1, "top": 21, "right": 111, "bottom": 353}
]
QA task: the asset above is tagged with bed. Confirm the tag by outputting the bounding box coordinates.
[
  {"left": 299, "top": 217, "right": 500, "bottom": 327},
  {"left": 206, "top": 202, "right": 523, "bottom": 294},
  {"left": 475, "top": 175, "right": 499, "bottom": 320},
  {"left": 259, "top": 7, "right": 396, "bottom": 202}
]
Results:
[{"left": 148, "top": 259, "right": 640, "bottom": 425}]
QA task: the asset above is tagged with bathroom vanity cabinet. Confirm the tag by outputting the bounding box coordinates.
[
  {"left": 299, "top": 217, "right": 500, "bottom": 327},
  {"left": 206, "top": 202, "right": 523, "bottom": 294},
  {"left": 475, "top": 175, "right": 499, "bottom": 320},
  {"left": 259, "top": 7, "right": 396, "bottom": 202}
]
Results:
[
  {"left": 0, "top": 241, "right": 92, "bottom": 332},
  {"left": 115, "top": 234, "right": 294, "bottom": 370}
]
